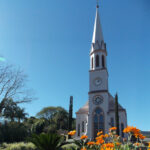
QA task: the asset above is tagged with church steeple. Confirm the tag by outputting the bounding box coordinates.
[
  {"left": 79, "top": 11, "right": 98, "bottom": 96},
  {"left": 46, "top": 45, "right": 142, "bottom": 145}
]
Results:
[{"left": 91, "top": 4, "right": 105, "bottom": 51}]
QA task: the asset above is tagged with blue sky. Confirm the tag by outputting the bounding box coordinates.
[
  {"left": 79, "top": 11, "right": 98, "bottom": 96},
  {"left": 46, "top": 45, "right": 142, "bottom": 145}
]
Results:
[{"left": 0, "top": 0, "right": 150, "bottom": 131}]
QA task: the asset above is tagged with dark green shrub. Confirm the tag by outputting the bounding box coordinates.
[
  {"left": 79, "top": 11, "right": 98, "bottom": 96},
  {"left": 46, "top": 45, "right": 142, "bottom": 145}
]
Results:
[{"left": 29, "top": 133, "right": 66, "bottom": 150}]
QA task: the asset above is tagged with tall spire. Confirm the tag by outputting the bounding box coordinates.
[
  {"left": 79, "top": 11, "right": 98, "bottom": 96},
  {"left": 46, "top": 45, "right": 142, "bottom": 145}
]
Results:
[{"left": 91, "top": 3, "right": 105, "bottom": 51}]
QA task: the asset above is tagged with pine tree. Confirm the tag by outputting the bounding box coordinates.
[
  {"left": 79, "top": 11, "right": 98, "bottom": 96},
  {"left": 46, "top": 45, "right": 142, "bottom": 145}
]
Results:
[
  {"left": 115, "top": 93, "right": 120, "bottom": 135},
  {"left": 68, "top": 96, "right": 73, "bottom": 132}
]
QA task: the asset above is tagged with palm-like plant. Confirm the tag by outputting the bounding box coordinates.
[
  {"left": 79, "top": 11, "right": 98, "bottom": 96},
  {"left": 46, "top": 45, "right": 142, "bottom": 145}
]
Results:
[
  {"left": 15, "top": 107, "right": 28, "bottom": 123},
  {"left": 3, "top": 98, "right": 17, "bottom": 121},
  {"left": 30, "top": 133, "right": 65, "bottom": 150}
]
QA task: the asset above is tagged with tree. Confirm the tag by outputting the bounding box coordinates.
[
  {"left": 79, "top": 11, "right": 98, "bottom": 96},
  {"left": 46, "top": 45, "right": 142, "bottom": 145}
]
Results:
[
  {"left": 2, "top": 98, "right": 17, "bottom": 122},
  {"left": 2, "top": 98, "right": 28, "bottom": 122},
  {"left": 31, "top": 118, "right": 48, "bottom": 134},
  {"left": 115, "top": 93, "right": 120, "bottom": 135},
  {"left": 68, "top": 96, "right": 73, "bottom": 139},
  {"left": 15, "top": 107, "right": 28, "bottom": 123},
  {"left": 53, "top": 107, "right": 68, "bottom": 130},
  {"left": 0, "top": 64, "right": 34, "bottom": 114},
  {"left": 36, "top": 106, "right": 69, "bottom": 132},
  {"left": 0, "top": 121, "right": 28, "bottom": 143},
  {"left": 68, "top": 96, "right": 73, "bottom": 131},
  {"left": 36, "top": 106, "right": 58, "bottom": 122}
]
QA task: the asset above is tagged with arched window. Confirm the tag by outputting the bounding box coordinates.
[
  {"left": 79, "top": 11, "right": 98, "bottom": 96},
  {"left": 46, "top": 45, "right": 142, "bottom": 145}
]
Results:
[
  {"left": 93, "top": 108, "right": 104, "bottom": 138},
  {"left": 96, "top": 55, "right": 99, "bottom": 67},
  {"left": 102, "top": 55, "right": 105, "bottom": 68},
  {"left": 91, "top": 57, "right": 93, "bottom": 69},
  {"left": 78, "top": 124, "right": 80, "bottom": 136},
  {"left": 110, "top": 117, "right": 114, "bottom": 127},
  {"left": 121, "top": 123, "right": 124, "bottom": 137},
  {"left": 82, "top": 121, "right": 84, "bottom": 132}
]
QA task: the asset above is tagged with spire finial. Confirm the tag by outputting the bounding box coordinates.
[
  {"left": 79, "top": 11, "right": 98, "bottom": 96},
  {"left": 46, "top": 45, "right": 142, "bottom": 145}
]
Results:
[{"left": 96, "top": 0, "right": 99, "bottom": 8}]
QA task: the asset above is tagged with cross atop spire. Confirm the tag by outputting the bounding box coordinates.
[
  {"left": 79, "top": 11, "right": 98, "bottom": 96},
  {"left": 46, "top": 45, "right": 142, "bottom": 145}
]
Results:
[
  {"left": 96, "top": 0, "right": 99, "bottom": 8},
  {"left": 91, "top": 2, "right": 105, "bottom": 51}
]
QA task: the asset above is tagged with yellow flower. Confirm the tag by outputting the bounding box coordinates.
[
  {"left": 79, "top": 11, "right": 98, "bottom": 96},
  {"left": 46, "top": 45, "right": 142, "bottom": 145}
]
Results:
[{"left": 80, "top": 135, "right": 88, "bottom": 140}]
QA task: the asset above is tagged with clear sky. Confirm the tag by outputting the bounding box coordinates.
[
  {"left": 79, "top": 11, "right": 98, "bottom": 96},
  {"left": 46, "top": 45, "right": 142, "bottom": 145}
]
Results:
[{"left": 0, "top": 0, "right": 150, "bottom": 131}]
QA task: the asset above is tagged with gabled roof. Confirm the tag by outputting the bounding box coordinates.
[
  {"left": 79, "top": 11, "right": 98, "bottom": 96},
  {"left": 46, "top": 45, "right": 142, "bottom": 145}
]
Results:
[
  {"left": 76, "top": 101, "right": 89, "bottom": 114},
  {"left": 108, "top": 93, "right": 126, "bottom": 112},
  {"left": 76, "top": 94, "right": 126, "bottom": 115}
]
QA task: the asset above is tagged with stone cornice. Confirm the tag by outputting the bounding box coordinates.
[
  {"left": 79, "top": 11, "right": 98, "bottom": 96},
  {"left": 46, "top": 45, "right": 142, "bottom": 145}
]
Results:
[
  {"left": 90, "top": 49, "right": 107, "bottom": 56},
  {"left": 88, "top": 90, "right": 108, "bottom": 94},
  {"left": 89, "top": 68, "right": 109, "bottom": 76},
  {"left": 89, "top": 68, "right": 107, "bottom": 72}
]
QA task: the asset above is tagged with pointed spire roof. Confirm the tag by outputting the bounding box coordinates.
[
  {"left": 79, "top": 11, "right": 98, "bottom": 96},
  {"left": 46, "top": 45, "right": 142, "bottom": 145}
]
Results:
[{"left": 91, "top": 5, "right": 105, "bottom": 51}]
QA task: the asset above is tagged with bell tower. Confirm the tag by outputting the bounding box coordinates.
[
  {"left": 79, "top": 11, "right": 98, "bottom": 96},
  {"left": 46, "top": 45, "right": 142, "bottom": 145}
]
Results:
[
  {"left": 87, "top": 3, "right": 109, "bottom": 139},
  {"left": 89, "top": 4, "right": 108, "bottom": 93}
]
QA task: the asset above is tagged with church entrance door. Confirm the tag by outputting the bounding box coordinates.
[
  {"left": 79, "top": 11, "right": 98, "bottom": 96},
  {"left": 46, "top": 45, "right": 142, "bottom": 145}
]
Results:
[{"left": 93, "top": 107, "right": 104, "bottom": 138}]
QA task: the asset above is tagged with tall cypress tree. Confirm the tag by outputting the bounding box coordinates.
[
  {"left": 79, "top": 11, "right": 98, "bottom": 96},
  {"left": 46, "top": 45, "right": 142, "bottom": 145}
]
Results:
[
  {"left": 115, "top": 93, "right": 120, "bottom": 135},
  {"left": 68, "top": 96, "right": 73, "bottom": 131}
]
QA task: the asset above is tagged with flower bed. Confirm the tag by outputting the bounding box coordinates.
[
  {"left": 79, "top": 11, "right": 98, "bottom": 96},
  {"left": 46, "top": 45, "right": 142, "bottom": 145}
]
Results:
[{"left": 68, "top": 126, "right": 150, "bottom": 150}]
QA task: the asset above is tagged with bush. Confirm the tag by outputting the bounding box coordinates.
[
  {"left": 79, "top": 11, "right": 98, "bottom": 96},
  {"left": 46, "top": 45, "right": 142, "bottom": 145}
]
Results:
[
  {"left": 0, "top": 142, "right": 36, "bottom": 150},
  {"left": 0, "top": 122, "right": 28, "bottom": 143},
  {"left": 29, "top": 133, "right": 65, "bottom": 150}
]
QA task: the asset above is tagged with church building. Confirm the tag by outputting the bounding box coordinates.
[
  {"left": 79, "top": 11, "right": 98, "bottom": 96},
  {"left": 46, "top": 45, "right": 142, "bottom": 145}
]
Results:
[{"left": 76, "top": 4, "right": 127, "bottom": 139}]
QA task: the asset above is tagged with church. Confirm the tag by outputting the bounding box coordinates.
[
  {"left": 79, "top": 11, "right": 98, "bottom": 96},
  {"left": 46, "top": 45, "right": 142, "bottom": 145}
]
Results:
[{"left": 76, "top": 4, "right": 127, "bottom": 139}]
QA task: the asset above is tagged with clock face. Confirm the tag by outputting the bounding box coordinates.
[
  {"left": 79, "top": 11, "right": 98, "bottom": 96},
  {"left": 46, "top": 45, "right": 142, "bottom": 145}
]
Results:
[
  {"left": 93, "top": 96, "right": 103, "bottom": 105},
  {"left": 94, "top": 78, "right": 102, "bottom": 86}
]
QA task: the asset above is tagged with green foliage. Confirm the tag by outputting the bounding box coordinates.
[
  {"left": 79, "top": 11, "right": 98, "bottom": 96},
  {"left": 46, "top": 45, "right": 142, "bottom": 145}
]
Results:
[
  {"left": 31, "top": 118, "right": 48, "bottom": 134},
  {"left": 62, "top": 143, "right": 78, "bottom": 150},
  {"left": 36, "top": 106, "right": 69, "bottom": 132},
  {"left": 68, "top": 96, "right": 73, "bottom": 132},
  {"left": 0, "top": 142, "right": 36, "bottom": 150},
  {"left": 115, "top": 93, "right": 120, "bottom": 135},
  {"left": 36, "top": 106, "right": 58, "bottom": 121},
  {"left": 29, "top": 133, "right": 65, "bottom": 150},
  {"left": 2, "top": 98, "right": 28, "bottom": 122},
  {"left": 0, "top": 122, "right": 28, "bottom": 143}
]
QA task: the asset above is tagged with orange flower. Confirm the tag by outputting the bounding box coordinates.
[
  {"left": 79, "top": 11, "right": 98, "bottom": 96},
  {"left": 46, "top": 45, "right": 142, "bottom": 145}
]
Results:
[
  {"left": 104, "top": 134, "right": 109, "bottom": 138},
  {"left": 123, "top": 126, "right": 145, "bottom": 140},
  {"left": 68, "top": 130, "right": 76, "bottom": 136},
  {"left": 109, "top": 127, "right": 117, "bottom": 131},
  {"left": 95, "top": 138, "right": 104, "bottom": 145},
  {"left": 87, "top": 141, "right": 95, "bottom": 146},
  {"left": 134, "top": 143, "right": 140, "bottom": 147},
  {"left": 103, "top": 143, "right": 114, "bottom": 148},
  {"left": 148, "top": 142, "right": 150, "bottom": 148},
  {"left": 139, "top": 134, "right": 145, "bottom": 140},
  {"left": 97, "top": 131, "right": 103, "bottom": 136},
  {"left": 80, "top": 135, "right": 88, "bottom": 140},
  {"left": 96, "top": 134, "right": 105, "bottom": 140},
  {"left": 116, "top": 142, "right": 121, "bottom": 146},
  {"left": 81, "top": 148, "right": 87, "bottom": 150},
  {"left": 123, "top": 126, "right": 140, "bottom": 135}
]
